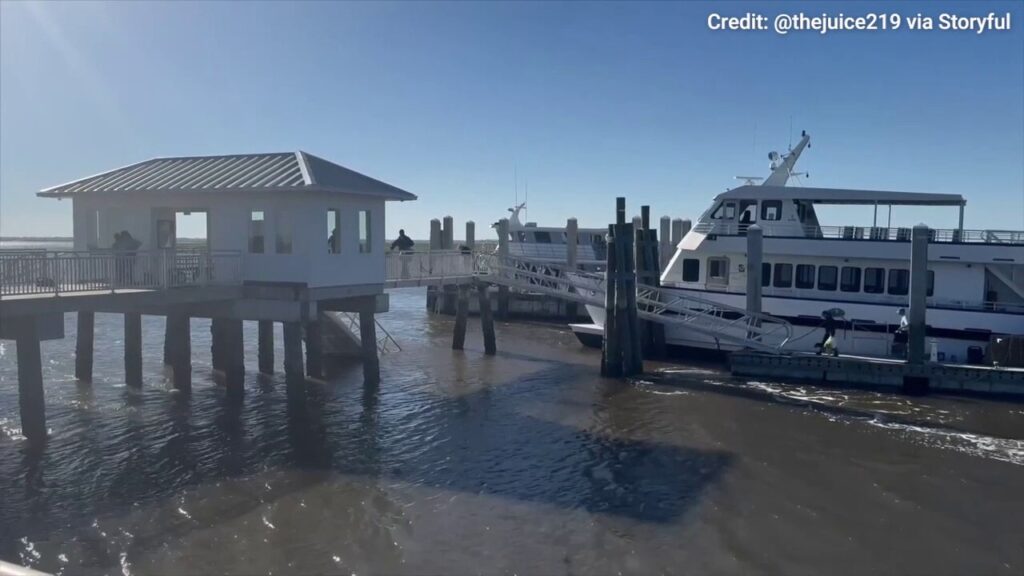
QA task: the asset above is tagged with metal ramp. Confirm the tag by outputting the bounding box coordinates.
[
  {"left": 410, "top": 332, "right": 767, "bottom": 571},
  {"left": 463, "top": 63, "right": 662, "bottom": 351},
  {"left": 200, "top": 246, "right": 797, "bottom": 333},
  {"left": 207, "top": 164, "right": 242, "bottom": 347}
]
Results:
[
  {"left": 320, "top": 311, "right": 401, "bottom": 357},
  {"left": 475, "top": 254, "right": 792, "bottom": 353}
]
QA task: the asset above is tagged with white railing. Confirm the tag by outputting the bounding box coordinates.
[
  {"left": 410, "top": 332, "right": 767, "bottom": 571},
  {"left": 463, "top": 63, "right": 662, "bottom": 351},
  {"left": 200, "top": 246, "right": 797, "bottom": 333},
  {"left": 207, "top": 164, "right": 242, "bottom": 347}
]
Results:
[
  {"left": 385, "top": 250, "right": 476, "bottom": 283},
  {"left": 0, "top": 249, "right": 242, "bottom": 297},
  {"left": 693, "top": 222, "right": 1024, "bottom": 245}
]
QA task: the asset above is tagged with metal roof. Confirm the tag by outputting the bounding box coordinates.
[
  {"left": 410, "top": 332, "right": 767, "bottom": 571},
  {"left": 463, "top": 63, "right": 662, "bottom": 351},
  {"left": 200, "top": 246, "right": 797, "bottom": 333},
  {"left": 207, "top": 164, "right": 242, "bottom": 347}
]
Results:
[
  {"left": 37, "top": 151, "right": 417, "bottom": 201},
  {"left": 716, "top": 185, "right": 965, "bottom": 206}
]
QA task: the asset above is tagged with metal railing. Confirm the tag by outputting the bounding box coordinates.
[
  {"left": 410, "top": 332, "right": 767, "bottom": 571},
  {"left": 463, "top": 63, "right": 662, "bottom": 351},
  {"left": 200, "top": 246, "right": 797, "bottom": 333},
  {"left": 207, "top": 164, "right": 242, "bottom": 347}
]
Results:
[
  {"left": 692, "top": 222, "right": 1024, "bottom": 245},
  {"left": 475, "top": 253, "right": 793, "bottom": 352},
  {"left": 0, "top": 249, "right": 242, "bottom": 297},
  {"left": 385, "top": 250, "right": 476, "bottom": 284}
]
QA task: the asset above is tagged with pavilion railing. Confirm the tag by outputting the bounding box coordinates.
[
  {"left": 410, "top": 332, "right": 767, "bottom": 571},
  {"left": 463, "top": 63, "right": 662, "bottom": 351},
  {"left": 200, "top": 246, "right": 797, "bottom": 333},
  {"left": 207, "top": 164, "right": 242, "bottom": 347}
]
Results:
[{"left": 0, "top": 249, "right": 243, "bottom": 297}]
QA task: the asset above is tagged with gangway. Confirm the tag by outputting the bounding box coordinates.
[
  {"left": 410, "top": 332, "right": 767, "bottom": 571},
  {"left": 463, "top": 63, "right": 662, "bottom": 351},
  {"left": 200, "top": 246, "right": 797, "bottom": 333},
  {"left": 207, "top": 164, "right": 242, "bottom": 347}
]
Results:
[
  {"left": 470, "top": 253, "right": 793, "bottom": 353},
  {"left": 383, "top": 250, "right": 792, "bottom": 352}
]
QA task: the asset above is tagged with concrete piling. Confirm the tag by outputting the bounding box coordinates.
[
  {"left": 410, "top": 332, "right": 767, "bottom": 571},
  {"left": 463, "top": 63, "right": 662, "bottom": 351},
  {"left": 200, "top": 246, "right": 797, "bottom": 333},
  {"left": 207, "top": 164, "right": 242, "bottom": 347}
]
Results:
[
  {"left": 75, "top": 311, "right": 94, "bottom": 381},
  {"left": 223, "top": 319, "right": 243, "bottom": 396},
  {"left": 566, "top": 218, "right": 579, "bottom": 269},
  {"left": 124, "top": 312, "right": 143, "bottom": 389},
  {"left": 465, "top": 221, "right": 475, "bottom": 250},
  {"left": 258, "top": 320, "right": 274, "bottom": 374},
  {"left": 359, "top": 308, "right": 381, "bottom": 385},
  {"left": 16, "top": 324, "right": 46, "bottom": 442},
  {"left": 283, "top": 322, "right": 304, "bottom": 383},
  {"left": 681, "top": 219, "right": 692, "bottom": 236}
]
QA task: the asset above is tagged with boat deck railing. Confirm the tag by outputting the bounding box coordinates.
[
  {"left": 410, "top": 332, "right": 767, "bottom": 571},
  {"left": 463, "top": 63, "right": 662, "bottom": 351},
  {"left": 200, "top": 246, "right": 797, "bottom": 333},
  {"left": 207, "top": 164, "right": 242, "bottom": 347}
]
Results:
[{"left": 692, "top": 223, "right": 1024, "bottom": 245}]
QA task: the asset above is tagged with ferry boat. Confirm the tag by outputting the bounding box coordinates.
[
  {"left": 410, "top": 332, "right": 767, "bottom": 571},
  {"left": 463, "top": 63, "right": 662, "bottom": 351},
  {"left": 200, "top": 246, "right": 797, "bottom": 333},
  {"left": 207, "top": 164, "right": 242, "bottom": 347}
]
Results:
[
  {"left": 499, "top": 203, "right": 607, "bottom": 271},
  {"left": 571, "top": 132, "right": 1024, "bottom": 363}
]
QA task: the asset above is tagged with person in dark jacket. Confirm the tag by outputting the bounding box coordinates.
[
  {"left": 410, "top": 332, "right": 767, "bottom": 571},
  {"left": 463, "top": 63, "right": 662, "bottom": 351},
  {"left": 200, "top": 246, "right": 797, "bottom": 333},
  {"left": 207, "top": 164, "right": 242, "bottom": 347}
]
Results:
[
  {"left": 816, "top": 310, "right": 838, "bottom": 356},
  {"left": 390, "top": 229, "right": 414, "bottom": 252}
]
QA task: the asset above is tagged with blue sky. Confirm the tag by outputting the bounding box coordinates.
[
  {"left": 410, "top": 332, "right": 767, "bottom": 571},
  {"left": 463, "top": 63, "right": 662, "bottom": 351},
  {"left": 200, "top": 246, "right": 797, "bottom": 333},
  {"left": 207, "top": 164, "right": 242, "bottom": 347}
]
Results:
[{"left": 1, "top": 0, "right": 1022, "bottom": 239}]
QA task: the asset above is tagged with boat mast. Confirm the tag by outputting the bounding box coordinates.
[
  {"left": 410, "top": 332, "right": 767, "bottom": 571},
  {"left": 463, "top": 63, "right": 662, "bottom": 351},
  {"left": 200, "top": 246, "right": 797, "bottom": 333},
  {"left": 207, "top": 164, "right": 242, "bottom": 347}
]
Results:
[{"left": 763, "top": 131, "right": 811, "bottom": 187}]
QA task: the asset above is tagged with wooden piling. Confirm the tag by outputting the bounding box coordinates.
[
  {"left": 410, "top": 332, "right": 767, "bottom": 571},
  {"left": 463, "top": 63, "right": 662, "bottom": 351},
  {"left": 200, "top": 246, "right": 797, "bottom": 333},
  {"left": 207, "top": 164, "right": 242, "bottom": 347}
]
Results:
[
  {"left": 163, "top": 315, "right": 174, "bottom": 365},
  {"left": 359, "top": 308, "right": 381, "bottom": 385},
  {"left": 602, "top": 224, "right": 621, "bottom": 377},
  {"left": 124, "top": 312, "right": 143, "bottom": 389},
  {"left": 172, "top": 315, "right": 191, "bottom": 393},
  {"left": 565, "top": 217, "right": 579, "bottom": 319},
  {"left": 258, "top": 320, "right": 274, "bottom": 374},
  {"left": 452, "top": 284, "right": 470, "bottom": 350},
  {"left": 746, "top": 225, "right": 763, "bottom": 316},
  {"left": 283, "top": 322, "right": 305, "bottom": 383},
  {"left": 427, "top": 219, "right": 443, "bottom": 311},
  {"left": 620, "top": 221, "right": 642, "bottom": 374},
  {"left": 671, "top": 218, "right": 684, "bottom": 248},
  {"left": 305, "top": 317, "right": 323, "bottom": 379},
  {"left": 465, "top": 221, "right": 476, "bottom": 250},
  {"left": 223, "top": 319, "right": 243, "bottom": 396},
  {"left": 908, "top": 224, "right": 930, "bottom": 366},
  {"left": 442, "top": 215, "right": 454, "bottom": 249},
  {"left": 210, "top": 318, "right": 225, "bottom": 371},
  {"left": 16, "top": 323, "right": 46, "bottom": 441},
  {"left": 659, "top": 216, "right": 671, "bottom": 271},
  {"left": 478, "top": 282, "right": 497, "bottom": 355},
  {"left": 75, "top": 311, "right": 94, "bottom": 381},
  {"left": 496, "top": 218, "right": 510, "bottom": 319}
]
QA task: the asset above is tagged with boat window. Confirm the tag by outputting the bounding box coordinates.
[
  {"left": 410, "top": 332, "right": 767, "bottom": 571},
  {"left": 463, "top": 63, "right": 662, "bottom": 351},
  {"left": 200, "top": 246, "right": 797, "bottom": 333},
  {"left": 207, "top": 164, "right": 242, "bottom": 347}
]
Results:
[
  {"left": 517, "top": 231, "right": 527, "bottom": 242},
  {"left": 682, "top": 259, "right": 700, "bottom": 282},
  {"left": 708, "top": 257, "right": 730, "bottom": 283},
  {"left": 711, "top": 201, "right": 736, "bottom": 220},
  {"left": 761, "top": 200, "right": 783, "bottom": 221},
  {"left": 864, "top": 267, "right": 885, "bottom": 293},
  {"left": 773, "top": 263, "right": 793, "bottom": 288},
  {"left": 840, "top": 266, "right": 861, "bottom": 292},
  {"left": 818, "top": 266, "right": 838, "bottom": 291},
  {"left": 795, "top": 264, "right": 815, "bottom": 289},
  {"left": 358, "top": 210, "right": 371, "bottom": 253},
  {"left": 327, "top": 209, "right": 341, "bottom": 254},
  {"left": 887, "top": 269, "right": 910, "bottom": 295},
  {"left": 533, "top": 231, "right": 552, "bottom": 244},
  {"left": 762, "top": 262, "right": 771, "bottom": 287},
  {"left": 738, "top": 200, "right": 757, "bottom": 225},
  {"left": 249, "top": 211, "right": 265, "bottom": 254}
]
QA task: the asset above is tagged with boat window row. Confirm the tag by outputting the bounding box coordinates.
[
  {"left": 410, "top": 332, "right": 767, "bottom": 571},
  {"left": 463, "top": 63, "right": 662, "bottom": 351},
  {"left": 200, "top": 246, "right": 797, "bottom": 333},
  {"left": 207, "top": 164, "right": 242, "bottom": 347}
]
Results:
[
  {"left": 681, "top": 258, "right": 934, "bottom": 296},
  {"left": 514, "top": 230, "right": 608, "bottom": 247},
  {"left": 709, "top": 199, "right": 786, "bottom": 223},
  {"left": 247, "top": 208, "right": 372, "bottom": 255}
]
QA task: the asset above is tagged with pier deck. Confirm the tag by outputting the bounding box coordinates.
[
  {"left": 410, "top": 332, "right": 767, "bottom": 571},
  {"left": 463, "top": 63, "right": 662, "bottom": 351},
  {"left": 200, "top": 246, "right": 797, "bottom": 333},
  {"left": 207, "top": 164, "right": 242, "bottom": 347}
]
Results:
[{"left": 730, "top": 350, "right": 1024, "bottom": 396}]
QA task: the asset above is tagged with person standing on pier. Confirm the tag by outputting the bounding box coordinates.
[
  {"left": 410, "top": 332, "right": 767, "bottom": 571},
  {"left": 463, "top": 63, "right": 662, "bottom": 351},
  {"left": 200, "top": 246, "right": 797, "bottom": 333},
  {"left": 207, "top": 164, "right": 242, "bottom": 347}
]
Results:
[{"left": 391, "top": 229, "right": 415, "bottom": 253}]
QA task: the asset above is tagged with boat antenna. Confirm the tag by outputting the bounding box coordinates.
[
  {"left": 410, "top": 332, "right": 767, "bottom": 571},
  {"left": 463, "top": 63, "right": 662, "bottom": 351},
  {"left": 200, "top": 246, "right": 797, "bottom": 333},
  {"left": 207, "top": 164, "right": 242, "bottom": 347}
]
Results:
[{"left": 514, "top": 165, "right": 518, "bottom": 211}]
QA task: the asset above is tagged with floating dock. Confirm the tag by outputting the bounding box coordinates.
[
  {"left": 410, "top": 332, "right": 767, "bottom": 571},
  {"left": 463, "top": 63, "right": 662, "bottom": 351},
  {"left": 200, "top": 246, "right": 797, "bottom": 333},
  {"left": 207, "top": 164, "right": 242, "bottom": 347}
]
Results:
[{"left": 730, "top": 351, "right": 1024, "bottom": 397}]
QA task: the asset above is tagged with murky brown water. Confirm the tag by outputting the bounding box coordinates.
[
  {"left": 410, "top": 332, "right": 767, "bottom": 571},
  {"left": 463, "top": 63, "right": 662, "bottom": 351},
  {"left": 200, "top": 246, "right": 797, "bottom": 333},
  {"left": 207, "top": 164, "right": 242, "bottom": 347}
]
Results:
[{"left": 1, "top": 288, "right": 1023, "bottom": 575}]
